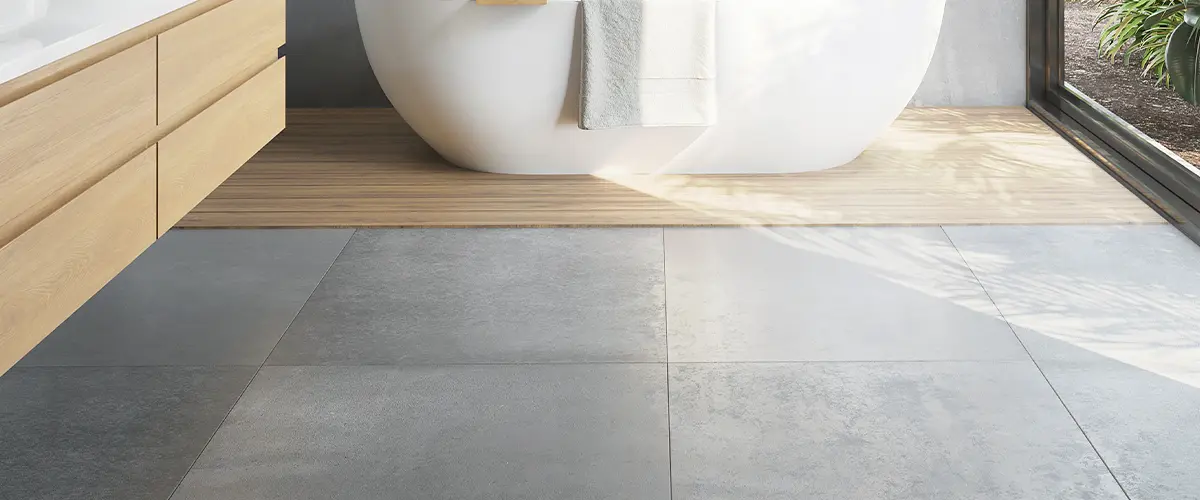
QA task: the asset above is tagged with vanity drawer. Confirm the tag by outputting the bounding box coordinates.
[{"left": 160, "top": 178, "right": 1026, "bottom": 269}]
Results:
[
  {"left": 158, "top": 0, "right": 286, "bottom": 121},
  {"left": 0, "top": 147, "right": 157, "bottom": 374},
  {"left": 158, "top": 58, "right": 286, "bottom": 235},
  {"left": 0, "top": 38, "right": 156, "bottom": 246}
]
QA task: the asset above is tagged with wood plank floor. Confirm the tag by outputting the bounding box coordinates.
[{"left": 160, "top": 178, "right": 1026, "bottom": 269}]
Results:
[{"left": 177, "top": 107, "right": 1165, "bottom": 228}]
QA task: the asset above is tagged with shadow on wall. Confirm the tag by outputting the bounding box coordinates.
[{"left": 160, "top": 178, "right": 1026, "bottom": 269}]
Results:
[
  {"left": 286, "top": 0, "right": 1027, "bottom": 108},
  {"left": 911, "top": 0, "right": 1027, "bottom": 106}
]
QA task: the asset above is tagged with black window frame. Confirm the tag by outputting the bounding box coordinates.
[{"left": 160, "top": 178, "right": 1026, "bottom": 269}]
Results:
[{"left": 1027, "top": 0, "right": 1200, "bottom": 241}]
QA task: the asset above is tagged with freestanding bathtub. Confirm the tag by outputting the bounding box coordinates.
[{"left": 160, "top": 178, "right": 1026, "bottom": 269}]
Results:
[{"left": 356, "top": 0, "right": 947, "bottom": 174}]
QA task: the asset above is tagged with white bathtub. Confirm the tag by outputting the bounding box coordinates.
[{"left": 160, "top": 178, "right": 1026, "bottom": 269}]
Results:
[{"left": 356, "top": 0, "right": 947, "bottom": 174}]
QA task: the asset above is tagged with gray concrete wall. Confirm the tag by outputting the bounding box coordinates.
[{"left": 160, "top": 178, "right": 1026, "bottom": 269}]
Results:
[
  {"left": 287, "top": 0, "right": 388, "bottom": 107},
  {"left": 912, "top": 0, "right": 1028, "bottom": 106},
  {"left": 286, "top": 0, "right": 1027, "bottom": 108}
]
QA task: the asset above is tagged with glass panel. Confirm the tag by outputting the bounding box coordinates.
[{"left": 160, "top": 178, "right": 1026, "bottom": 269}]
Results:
[{"left": 1065, "top": 0, "right": 1200, "bottom": 167}]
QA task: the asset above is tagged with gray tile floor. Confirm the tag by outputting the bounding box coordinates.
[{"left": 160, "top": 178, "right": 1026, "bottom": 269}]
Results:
[{"left": 2, "top": 225, "right": 1199, "bottom": 500}]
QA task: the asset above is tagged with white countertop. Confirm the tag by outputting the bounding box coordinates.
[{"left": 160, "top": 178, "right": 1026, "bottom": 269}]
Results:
[{"left": 0, "top": 0, "right": 200, "bottom": 86}]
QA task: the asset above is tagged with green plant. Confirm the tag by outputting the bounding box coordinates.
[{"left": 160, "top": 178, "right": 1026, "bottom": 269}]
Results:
[
  {"left": 1162, "top": 2, "right": 1200, "bottom": 103},
  {"left": 1095, "top": 0, "right": 1200, "bottom": 104},
  {"left": 1096, "top": 0, "right": 1183, "bottom": 85}
]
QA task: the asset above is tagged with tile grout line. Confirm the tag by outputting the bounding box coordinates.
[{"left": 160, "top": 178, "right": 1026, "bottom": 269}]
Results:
[
  {"left": 939, "top": 225, "right": 1134, "bottom": 500},
  {"left": 256, "top": 358, "right": 1033, "bottom": 368},
  {"left": 663, "top": 227, "right": 675, "bottom": 500},
  {"left": 12, "top": 358, "right": 1038, "bottom": 370},
  {"left": 163, "top": 228, "right": 358, "bottom": 500}
]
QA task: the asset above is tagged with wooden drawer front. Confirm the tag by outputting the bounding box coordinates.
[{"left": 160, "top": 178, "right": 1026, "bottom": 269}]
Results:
[
  {"left": 159, "top": 58, "right": 286, "bottom": 234},
  {"left": 0, "top": 147, "right": 157, "bottom": 374},
  {"left": 0, "top": 39, "right": 156, "bottom": 246},
  {"left": 158, "top": 0, "right": 286, "bottom": 121}
]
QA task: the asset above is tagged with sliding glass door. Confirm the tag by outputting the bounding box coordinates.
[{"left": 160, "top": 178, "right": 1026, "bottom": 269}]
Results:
[{"left": 1029, "top": 0, "right": 1200, "bottom": 239}]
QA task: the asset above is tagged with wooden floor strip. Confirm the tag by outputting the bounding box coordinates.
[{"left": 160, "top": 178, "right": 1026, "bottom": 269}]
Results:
[{"left": 177, "top": 107, "right": 1165, "bottom": 228}]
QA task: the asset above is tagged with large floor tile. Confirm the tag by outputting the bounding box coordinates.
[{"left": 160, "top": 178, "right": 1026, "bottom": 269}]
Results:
[
  {"left": 19, "top": 229, "right": 354, "bottom": 367},
  {"left": 171, "top": 364, "right": 670, "bottom": 500},
  {"left": 668, "top": 362, "right": 1125, "bottom": 500},
  {"left": 943, "top": 225, "right": 1200, "bottom": 370},
  {"left": 665, "top": 228, "right": 1026, "bottom": 362},
  {"left": 267, "top": 229, "right": 666, "bottom": 365},
  {"left": 0, "top": 366, "right": 256, "bottom": 500},
  {"left": 1040, "top": 360, "right": 1200, "bottom": 500}
]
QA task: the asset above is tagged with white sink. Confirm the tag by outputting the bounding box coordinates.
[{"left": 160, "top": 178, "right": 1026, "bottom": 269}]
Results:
[
  {"left": 0, "top": 0, "right": 49, "bottom": 40},
  {"left": 0, "top": 0, "right": 199, "bottom": 86}
]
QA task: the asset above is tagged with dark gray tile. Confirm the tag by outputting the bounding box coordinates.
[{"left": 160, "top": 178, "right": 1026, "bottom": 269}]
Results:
[
  {"left": 0, "top": 366, "right": 256, "bottom": 500},
  {"left": 20, "top": 229, "right": 354, "bottom": 367},
  {"left": 171, "top": 364, "right": 670, "bottom": 500},
  {"left": 668, "top": 362, "right": 1126, "bottom": 500},
  {"left": 943, "top": 225, "right": 1200, "bottom": 367},
  {"left": 267, "top": 229, "right": 666, "bottom": 365},
  {"left": 665, "top": 228, "right": 1026, "bottom": 362},
  {"left": 1040, "top": 360, "right": 1200, "bottom": 500}
]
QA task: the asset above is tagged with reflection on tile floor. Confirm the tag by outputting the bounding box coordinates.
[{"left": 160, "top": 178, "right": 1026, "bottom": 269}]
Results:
[
  {"left": 669, "top": 362, "right": 1125, "bottom": 500},
  {"left": 19, "top": 229, "right": 354, "bottom": 367},
  {"left": 665, "top": 227, "right": 1026, "bottom": 362},
  {"left": 172, "top": 365, "right": 669, "bottom": 500},
  {"left": 0, "top": 366, "right": 256, "bottom": 500},
  {"left": 2, "top": 226, "right": 1198, "bottom": 500},
  {"left": 267, "top": 229, "right": 666, "bottom": 366}
]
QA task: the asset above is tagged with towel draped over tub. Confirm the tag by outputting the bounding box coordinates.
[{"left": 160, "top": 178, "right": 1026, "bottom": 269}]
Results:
[{"left": 580, "top": 0, "right": 717, "bottom": 130}]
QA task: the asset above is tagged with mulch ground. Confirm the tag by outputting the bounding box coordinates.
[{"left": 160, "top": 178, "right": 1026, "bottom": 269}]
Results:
[{"left": 1066, "top": 2, "right": 1200, "bottom": 166}]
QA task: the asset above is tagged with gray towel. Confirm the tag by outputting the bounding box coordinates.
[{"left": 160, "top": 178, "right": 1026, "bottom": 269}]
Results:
[{"left": 580, "top": 0, "right": 717, "bottom": 130}]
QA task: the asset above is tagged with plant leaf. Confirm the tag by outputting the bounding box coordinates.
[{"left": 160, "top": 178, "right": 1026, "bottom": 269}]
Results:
[
  {"left": 1187, "top": 4, "right": 1200, "bottom": 25},
  {"left": 1142, "top": 4, "right": 1186, "bottom": 32},
  {"left": 1166, "top": 21, "right": 1200, "bottom": 104}
]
